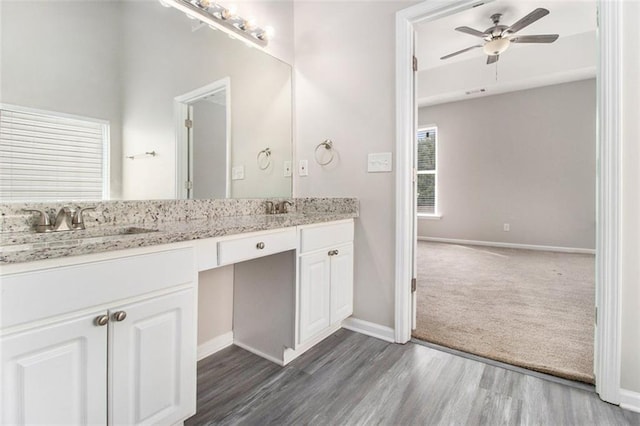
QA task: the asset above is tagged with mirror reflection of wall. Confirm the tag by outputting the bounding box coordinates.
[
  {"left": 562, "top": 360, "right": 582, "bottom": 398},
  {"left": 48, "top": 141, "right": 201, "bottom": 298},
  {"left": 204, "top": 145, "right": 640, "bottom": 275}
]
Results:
[{"left": 0, "top": 0, "right": 292, "bottom": 202}]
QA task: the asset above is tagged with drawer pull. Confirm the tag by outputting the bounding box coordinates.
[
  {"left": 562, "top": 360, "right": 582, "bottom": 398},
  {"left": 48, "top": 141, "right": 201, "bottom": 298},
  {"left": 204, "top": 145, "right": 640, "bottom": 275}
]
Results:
[
  {"left": 95, "top": 314, "right": 109, "bottom": 327},
  {"left": 256, "top": 242, "right": 265, "bottom": 250},
  {"left": 113, "top": 311, "right": 127, "bottom": 322}
]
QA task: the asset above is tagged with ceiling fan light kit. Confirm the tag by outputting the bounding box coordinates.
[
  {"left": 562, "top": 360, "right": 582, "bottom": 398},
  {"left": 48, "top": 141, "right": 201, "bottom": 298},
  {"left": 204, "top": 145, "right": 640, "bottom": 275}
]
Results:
[{"left": 440, "top": 7, "right": 559, "bottom": 65}]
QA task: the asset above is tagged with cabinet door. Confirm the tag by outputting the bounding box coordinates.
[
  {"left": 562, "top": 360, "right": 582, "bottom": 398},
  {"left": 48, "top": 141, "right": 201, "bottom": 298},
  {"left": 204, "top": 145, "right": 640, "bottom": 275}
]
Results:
[
  {"left": 299, "top": 251, "right": 331, "bottom": 344},
  {"left": 1, "top": 312, "right": 108, "bottom": 425},
  {"left": 330, "top": 243, "right": 354, "bottom": 324},
  {"left": 110, "top": 288, "right": 196, "bottom": 426}
]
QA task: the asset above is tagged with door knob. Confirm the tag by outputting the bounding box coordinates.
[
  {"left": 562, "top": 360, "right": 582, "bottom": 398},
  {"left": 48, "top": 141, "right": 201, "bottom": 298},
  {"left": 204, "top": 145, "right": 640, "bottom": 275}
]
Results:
[
  {"left": 113, "top": 311, "right": 127, "bottom": 322},
  {"left": 95, "top": 314, "right": 109, "bottom": 326}
]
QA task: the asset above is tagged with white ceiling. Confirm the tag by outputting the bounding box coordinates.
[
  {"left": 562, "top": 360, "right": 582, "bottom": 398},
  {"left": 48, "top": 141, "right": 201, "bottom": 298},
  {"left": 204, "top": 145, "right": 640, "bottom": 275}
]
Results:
[
  {"left": 415, "top": 0, "right": 597, "bottom": 70},
  {"left": 415, "top": 0, "right": 597, "bottom": 106}
]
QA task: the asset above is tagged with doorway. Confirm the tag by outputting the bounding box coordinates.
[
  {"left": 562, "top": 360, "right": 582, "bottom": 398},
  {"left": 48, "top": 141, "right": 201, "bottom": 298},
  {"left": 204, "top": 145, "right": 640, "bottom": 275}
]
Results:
[
  {"left": 395, "top": 0, "right": 623, "bottom": 404},
  {"left": 175, "top": 78, "right": 231, "bottom": 199}
]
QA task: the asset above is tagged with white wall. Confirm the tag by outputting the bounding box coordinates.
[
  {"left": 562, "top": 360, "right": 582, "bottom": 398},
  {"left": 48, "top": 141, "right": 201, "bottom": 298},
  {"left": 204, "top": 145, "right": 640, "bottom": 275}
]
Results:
[
  {"left": 620, "top": 0, "right": 640, "bottom": 397},
  {"left": 294, "top": 1, "right": 418, "bottom": 328},
  {"left": 198, "top": 266, "right": 234, "bottom": 345},
  {"left": 0, "top": 1, "right": 123, "bottom": 198},
  {"left": 418, "top": 79, "right": 596, "bottom": 250}
]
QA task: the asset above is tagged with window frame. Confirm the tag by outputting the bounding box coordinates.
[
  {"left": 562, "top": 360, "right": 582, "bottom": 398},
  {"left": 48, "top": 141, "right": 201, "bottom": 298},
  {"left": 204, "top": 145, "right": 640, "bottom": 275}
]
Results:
[{"left": 416, "top": 125, "right": 440, "bottom": 218}]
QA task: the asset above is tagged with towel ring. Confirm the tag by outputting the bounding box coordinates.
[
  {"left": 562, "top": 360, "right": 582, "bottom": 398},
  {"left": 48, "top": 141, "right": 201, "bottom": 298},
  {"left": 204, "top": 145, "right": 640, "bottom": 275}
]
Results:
[
  {"left": 314, "top": 139, "right": 335, "bottom": 166},
  {"left": 257, "top": 148, "right": 272, "bottom": 170}
]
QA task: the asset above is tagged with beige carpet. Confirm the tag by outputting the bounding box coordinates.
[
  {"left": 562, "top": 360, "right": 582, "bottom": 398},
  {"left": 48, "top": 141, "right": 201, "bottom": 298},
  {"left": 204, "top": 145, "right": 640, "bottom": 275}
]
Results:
[{"left": 413, "top": 241, "right": 595, "bottom": 384}]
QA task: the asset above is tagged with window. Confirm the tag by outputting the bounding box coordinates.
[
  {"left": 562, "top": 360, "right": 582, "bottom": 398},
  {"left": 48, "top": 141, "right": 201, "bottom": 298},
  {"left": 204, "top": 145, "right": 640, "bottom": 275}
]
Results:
[
  {"left": 0, "top": 104, "right": 109, "bottom": 201},
  {"left": 417, "top": 126, "right": 437, "bottom": 215}
]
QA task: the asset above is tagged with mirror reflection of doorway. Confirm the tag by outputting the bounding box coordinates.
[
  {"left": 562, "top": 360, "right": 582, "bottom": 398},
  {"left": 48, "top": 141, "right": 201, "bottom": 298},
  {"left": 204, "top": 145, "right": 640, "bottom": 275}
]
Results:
[{"left": 175, "top": 78, "right": 231, "bottom": 199}]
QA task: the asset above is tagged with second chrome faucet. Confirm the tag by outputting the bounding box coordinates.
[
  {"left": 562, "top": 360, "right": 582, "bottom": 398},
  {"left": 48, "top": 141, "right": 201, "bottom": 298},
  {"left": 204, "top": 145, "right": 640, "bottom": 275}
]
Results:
[{"left": 265, "top": 200, "right": 293, "bottom": 215}]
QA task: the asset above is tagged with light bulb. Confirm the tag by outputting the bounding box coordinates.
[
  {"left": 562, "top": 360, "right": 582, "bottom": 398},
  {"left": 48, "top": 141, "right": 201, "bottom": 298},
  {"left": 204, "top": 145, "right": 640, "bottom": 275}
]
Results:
[
  {"left": 245, "top": 17, "right": 257, "bottom": 30},
  {"left": 264, "top": 26, "right": 275, "bottom": 39}
]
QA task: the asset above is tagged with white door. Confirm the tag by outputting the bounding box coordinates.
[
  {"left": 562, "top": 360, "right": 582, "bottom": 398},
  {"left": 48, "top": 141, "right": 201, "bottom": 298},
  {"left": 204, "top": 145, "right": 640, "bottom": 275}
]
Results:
[
  {"left": 299, "top": 251, "right": 331, "bottom": 344},
  {"left": 330, "top": 243, "right": 354, "bottom": 324},
  {"left": 110, "top": 289, "right": 196, "bottom": 426},
  {"left": 1, "top": 312, "right": 108, "bottom": 425}
]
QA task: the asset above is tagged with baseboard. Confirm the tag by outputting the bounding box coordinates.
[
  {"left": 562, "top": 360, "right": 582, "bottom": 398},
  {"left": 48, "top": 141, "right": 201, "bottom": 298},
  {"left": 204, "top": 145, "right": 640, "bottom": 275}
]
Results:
[
  {"left": 620, "top": 389, "right": 640, "bottom": 413},
  {"left": 197, "top": 331, "right": 234, "bottom": 361},
  {"left": 233, "top": 339, "right": 284, "bottom": 366},
  {"left": 342, "top": 317, "right": 395, "bottom": 343},
  {"left": 418, "top": 237, "right": 596, "bottom": 255}
]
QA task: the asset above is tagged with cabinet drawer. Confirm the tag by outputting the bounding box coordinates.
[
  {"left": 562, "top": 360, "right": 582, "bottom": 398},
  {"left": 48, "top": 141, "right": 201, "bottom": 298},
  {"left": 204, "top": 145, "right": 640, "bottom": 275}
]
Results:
[
  {"left": 299, "top": 220, "right": 354, "bottom": 254},
  {"left": 1, "top": 247, "right": 195, "bottom": 330},
  {"left": 218, "top": 228, "right": 296, "bottom": 266}
]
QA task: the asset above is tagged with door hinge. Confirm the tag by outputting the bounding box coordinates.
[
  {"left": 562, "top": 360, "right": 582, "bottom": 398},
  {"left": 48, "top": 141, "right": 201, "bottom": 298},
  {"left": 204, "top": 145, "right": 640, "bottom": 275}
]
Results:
[
  {"left": 412, "top": 56, "right": 418, "bottom": 72},
  {"left": 411, "top": 278, "right": 417, "bottom": 292},
  {"left": 184, "top": 119, "right": 193, "bottom": 129},
  {"left": 185, "top": 181, "right": 193, "bottom": 190}
]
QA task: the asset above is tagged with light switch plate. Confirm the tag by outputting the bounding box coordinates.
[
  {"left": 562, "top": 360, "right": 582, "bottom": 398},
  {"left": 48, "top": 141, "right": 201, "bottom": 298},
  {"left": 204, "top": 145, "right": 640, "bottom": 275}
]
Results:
[
  {"left": 284, "top": 161, "right": 292, "bottom": 177},
  {"left": 298, "top": 160, "right": 308, "bottom": 176},
  {"left": 368, "top": 152, "right": 392, "bottom": 172},
  {"left": 232, "top": 165, "right": 245, "bottom": 180}
]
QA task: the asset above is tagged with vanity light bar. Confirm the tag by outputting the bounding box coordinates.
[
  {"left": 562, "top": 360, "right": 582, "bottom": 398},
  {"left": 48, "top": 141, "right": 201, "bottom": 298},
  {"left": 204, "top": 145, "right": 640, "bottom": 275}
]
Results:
[{"left": 160, "top": 0, "right": 272, "bottom": 48}]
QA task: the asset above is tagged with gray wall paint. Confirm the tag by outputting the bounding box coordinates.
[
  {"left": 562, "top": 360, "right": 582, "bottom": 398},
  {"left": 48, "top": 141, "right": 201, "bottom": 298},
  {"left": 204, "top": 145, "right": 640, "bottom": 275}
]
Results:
[
  {"left": 193, "top": 100, "right": 227, "bottom": 199},
  {"left": 294, "top": 1, "right": 419, "bottom": 329},
  {"left": 417, "top": 79, "right": 596, "bottom": 250},
  {"left": 0, "top": 1, "right": 123, "bottom": 198}
]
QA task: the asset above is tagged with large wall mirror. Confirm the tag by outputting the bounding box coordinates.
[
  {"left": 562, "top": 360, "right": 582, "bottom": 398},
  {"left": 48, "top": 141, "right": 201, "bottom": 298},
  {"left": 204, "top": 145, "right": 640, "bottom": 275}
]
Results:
[{"left": 0, "top": 0, "right": 292, "bottom": 201}]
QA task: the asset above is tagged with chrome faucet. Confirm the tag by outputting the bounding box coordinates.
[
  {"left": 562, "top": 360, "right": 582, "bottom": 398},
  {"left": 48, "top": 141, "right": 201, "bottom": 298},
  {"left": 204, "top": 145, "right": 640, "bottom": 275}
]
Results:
[{"left": 24, "top": 206, "right": 96, "bottom": 233}]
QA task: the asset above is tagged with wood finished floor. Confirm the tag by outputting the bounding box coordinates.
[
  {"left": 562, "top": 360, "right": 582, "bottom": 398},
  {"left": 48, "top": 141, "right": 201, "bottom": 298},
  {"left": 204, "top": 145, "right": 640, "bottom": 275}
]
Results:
[{"left": 185, "top": 329, "right": 639, "bottom": 425}]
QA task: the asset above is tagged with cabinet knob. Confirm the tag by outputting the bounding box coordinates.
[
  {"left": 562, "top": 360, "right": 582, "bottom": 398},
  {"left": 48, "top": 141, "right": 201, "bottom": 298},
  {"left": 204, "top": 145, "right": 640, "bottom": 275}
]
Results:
[
  {"left": 334, "top": 249, "right": 339, "bottom": 256},
  {"left": 256, "top": 242, "right": 265, "bottom": 250},
  {"left": 328, "top": 249, "right": 339, "bottom": 256},
  {"left": 95, "top": 314, "right": 109, "bottom": 327},
  {"left": 113, "top": 311, "right": 127, "bottom": 322}
]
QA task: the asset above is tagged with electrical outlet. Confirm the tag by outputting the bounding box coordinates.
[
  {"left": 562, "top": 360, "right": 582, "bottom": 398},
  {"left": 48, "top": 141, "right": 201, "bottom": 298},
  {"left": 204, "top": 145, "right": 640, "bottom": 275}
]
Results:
[
  {"left": 298, "top": 160, "right": 308, "bottom": 176},
  {"left": 503, "top": 223, "right": 510, "bottom": 232},
  {"left": 283, "top": 161, "right": 292, "bottom": 177},
  {"left": 232, "top": 165, "right": 245, "bottom": 180}
]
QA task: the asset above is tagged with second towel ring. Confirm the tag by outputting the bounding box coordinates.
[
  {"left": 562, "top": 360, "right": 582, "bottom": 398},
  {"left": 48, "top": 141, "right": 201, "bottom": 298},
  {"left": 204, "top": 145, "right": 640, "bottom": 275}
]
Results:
[
  {"left": 315, "top": 139, "right": 335, "bottom": 166},
  {"left": 257, "top": 148, "right": 272, "bottom": 170}
]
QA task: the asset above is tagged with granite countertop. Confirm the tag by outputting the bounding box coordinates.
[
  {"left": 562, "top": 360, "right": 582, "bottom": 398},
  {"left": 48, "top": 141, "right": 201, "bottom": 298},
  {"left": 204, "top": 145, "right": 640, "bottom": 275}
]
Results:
[{"left": 0, "top": 212, "right": 356, "bottom": 265}]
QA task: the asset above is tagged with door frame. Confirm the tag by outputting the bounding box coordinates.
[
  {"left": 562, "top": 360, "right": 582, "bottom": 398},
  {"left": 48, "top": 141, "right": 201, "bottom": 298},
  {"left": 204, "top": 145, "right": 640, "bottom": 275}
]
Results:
[
  {"left": 174, "top": 77, "right": 231, "bottom": 199},
  {"left": 394, "top": 0, "right": 622, "bottom": 404}
]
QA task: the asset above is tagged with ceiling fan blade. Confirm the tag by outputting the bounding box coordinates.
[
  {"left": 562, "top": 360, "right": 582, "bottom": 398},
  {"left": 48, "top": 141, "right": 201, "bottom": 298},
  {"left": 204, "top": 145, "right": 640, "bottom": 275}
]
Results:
[
  {"left": 510, "top": 34, "right": 559, "bottom": 44},
  {"left": 455, "top": 26, "right": 489, "bottom": 38},
  {"left": 506, "top": 8, "right": 549, "bottom": 34},
  {"left": 486, "top": 54, "right": 499, "bottom": 65},
  {"left": 440, "top": 45, "right": 483, "bottom": 60}
]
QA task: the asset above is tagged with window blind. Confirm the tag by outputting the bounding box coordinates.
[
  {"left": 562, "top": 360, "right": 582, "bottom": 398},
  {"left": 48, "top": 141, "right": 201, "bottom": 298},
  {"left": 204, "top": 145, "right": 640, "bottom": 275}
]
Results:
[{"left": 0, "top": 105, "right": 109, "bottom": 201}]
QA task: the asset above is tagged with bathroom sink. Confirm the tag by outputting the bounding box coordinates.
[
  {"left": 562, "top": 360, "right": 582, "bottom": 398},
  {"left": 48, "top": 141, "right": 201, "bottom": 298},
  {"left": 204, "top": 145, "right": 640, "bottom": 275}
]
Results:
[
  {"left": 116, "top": 226, "right": 159, "bottom": 235},
  {"left": 0, "top": 226, "right": 160, "bottom": 254}
]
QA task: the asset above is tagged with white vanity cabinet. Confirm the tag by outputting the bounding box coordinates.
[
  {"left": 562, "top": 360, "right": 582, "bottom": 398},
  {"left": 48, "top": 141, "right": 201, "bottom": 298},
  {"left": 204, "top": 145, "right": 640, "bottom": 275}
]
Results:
[
  {"left": 0, "top": 247, "right": 197, "bottom": 426},
  {"left": 298, "top": 220, "right": 354, "bottom": 345}
]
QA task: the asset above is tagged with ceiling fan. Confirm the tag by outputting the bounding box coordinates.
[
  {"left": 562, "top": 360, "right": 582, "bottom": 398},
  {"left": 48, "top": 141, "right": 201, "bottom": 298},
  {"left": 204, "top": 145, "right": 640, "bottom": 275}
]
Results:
[{"left": 440, "top": 8, "right": 559, "bottom": 64}]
